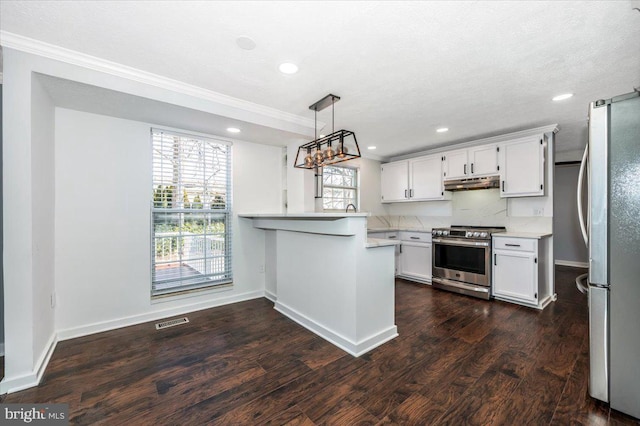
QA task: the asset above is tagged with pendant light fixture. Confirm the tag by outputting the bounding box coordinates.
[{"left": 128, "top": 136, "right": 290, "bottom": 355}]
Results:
[{"left": 294, "top": 94, "right": 361, "bottom": 169}]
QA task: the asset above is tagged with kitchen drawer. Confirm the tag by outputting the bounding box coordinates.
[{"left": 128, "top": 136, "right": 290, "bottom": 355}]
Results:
[
  {"left": 399, "top": 231, "right": 432, "bottom": 243},
  {"left": 385, "top": 232, "right": 399, "bottom": 240},
  {"left": 493, "top": 237, "right": 536, "bottom": 252}
]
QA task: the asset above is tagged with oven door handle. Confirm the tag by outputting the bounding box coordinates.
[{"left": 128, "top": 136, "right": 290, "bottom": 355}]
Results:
[{"left": 432, "top": 238, "right": 490, "bottom": 247}]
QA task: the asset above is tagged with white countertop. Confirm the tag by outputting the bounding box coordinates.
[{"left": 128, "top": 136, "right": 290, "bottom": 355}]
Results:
[
  {"left": 368, "top": 227, "right": 432, "bottom": 233},
  {"left": 240, "top": 212, "right": 370, "bottom": 219},
  {"left": 495, "top": 232, "right": 552, "bottom": 239},
  {"left": 365, "top": 238, "right": 402, "bottom": 248}
]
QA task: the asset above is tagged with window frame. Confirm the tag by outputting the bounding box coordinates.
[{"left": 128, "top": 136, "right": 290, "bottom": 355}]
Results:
[
  {"left": 150, "top": 128, "right": 233, "bottom": 298},
  {"left": 322, "top": 164, "right": 360, "bottom": 212}
]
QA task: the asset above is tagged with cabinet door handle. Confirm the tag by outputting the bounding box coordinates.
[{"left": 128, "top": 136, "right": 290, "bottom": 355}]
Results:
[
  {"left": 410, "top": 189, "right": 414, "bottom": 198},
  {"left": 400, "top": 245, "right": 403, "bottom": 253},
  {"left": 471, "top": 163, "right": 474, "bottom": 174},
  {"left": 405, "top": 189, "right": 408, "bottom": 198},
  {"left": 502, "top": 180, "right": 505, "bottom": 192},
  {"left": 410, "top": 236, "right": 420, "bottom": 240},
  {"left": 387, "top": 236, "right": 396, "bottom": 239},
  {"left": 505, "top": 243, "right": 521, "bottom": 247},
  {"left": 494, "top": 254, "right": 497, "bottom": 266},
  {"left": 464, "top": 164, "right": 467, "bottom": 175}
]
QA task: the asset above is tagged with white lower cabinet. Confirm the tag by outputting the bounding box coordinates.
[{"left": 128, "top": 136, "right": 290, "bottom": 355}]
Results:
[
  {"left": 493, "top": 250, "right": 537, "bottom": 304},
  {"left": 399, "top": 242, "right": 432, "bottom": 282},
  {"left": 492, "top": 236, "right": 542, "bottom": 306},
  {"left": 367, "top": 230, "right": 432, "bottom": 284}
]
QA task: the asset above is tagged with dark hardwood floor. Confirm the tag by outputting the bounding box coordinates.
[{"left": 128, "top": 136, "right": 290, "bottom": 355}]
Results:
[{"left": 2, "top": 266, "right": 639, "bottom": 425}]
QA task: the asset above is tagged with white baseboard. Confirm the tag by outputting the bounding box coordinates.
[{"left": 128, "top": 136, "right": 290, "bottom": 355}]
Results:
[
  {"left": 274, "top": 301, "right": 398, "bottom": 357},
  {"left": 264, "top": 289, "right": 277, "bottom": 302},
  {"left": 57, "top": 290, "right": 264, "bottom": 341},
  {"left": 555, "top": 259, "right": 589, "bottom": 268},
  {"left": 0, "top": 333, "right": 57, "bottom": 394}
]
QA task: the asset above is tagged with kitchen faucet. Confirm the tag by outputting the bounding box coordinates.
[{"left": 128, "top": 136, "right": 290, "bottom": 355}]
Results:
[{"left": 345, "top": 203, "right": 357, "bottom": 213}]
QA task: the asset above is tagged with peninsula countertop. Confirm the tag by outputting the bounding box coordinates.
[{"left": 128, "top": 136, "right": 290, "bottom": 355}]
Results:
[{"left": 239, "top": 212, "right": 370, "bottom": 219}]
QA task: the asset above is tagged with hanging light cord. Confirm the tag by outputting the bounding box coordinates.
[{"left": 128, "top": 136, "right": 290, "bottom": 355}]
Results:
[{"left": 332, "top": 96, "right": 335, "bottom": 134}]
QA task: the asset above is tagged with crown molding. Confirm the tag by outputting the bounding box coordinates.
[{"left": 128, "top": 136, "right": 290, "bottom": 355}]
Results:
[{"left": 0, "top": 31, "right": 319, "bottom": 131}]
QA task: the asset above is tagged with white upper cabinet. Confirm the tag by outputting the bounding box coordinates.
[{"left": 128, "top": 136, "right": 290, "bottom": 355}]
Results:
[
  {"left": 469, "top": 144, "right": 499, "bottom": 177},
  {"left": 443, "top": 149, "right": 468, "bottom": 180},
  {"left": 380, "top": 160, "right": 409, "bottom": 202},
  {"left": 498, "top": 136, "right": 545, "bottom": 197},
  {"left": 410, "top": 155, "right": 447, "bottom": 200},
  {"left": 443, "top": 145, "right": 498, "bottom": 179},
  {"left": 381, "top": 154, "right": 450, "bottom": 203}
]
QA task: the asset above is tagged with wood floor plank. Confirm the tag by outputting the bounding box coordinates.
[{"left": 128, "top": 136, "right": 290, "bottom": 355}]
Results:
[{"left": 3, "top": 266, "right": 638, "bottom": 425}]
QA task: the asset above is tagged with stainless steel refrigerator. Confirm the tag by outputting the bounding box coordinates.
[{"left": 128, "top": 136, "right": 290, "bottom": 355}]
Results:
[{"left": 576, "top": 90, "right": 640, "bottom": 419}]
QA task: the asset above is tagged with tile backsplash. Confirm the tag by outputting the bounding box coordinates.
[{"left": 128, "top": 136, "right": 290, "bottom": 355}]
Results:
[{"left": 369, "top": 189, "right": 552, "bottom": 233}]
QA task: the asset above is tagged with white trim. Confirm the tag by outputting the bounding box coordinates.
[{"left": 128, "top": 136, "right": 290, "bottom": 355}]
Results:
[
  {"left": 264, "top": 289, "right": 277, "bottom": 303},
  {"left": 555, "top": 259, "right": 589, "bottom": 268},
  {"left": 0, "top": 334, "right": 57, "bottom": 394},
  {"left": 0, "top": 31, "right": 318, "bottom": 131},
  {"left": 274, "top": 300, "right": 398, "bottom": 357},
  {"left": 57, "top": 290, "right": 263, "bottom": 341},
  {"left": 388, "top": 124, "right": 560, "bottom": 162}
]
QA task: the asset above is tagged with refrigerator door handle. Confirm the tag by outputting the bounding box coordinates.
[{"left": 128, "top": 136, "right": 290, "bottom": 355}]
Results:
[
  {"left": 588, "top": 102, "right": 608, "bottom": 286},
  {"left": 575, "top": 273, "right": 589, "bottom": 294},
  {"left": 577, "top": 142, "right": 589, "bottom": 247}
]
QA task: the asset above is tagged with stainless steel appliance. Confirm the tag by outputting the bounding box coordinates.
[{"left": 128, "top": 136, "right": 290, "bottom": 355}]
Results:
[
  {"left": 444, "top": 175, "right": 500, "bottom": 191},
  {"left": 432, "top": 226, "right": 505, "bottom": 300},
  {"left": 576, "top": 90, "right": 640, "bottom": 419}
]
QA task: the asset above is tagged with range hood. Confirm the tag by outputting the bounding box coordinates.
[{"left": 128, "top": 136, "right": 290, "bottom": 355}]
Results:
[{"left": 444, "top": 175, "right": 500, "bottom": 191}]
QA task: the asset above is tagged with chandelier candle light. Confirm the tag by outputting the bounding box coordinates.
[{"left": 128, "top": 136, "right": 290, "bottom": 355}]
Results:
[{"left": 294, "top": 94, "right": 361, "bottom": 169}]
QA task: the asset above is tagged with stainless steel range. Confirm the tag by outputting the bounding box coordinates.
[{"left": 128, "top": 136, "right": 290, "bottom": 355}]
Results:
[{"left": 431, "top": 226, "right": 506, "bottom": 300}]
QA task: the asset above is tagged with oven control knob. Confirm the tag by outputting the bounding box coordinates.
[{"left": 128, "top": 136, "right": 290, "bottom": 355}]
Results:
[
  {"left": 473, "top": 232, "right": 480, "bottom": 237},
  {"left": 442, "top": 230, "right": 449, "bottom": 236},
  {"left": 465, "top": 231, "right": 472, "bottom": 238},
  {"left": 480, "top": 232, "right": 488, "bottom": 238},
  {"left": 437, "top": 230, "right": 443, "bottom": 236},
  {"left": 432, "top": 230, "right": 437, "bottom": 236}
]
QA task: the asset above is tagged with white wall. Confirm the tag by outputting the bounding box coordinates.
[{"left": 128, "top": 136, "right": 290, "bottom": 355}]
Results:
[
  {"left": 286, "top": 143, "right": 314, "bottom": 213},
  {"left": 31, "top": 75, "right": 56, "bottom": 362},
  {"left": 54, "top": 108, "right": 282, "bottom": 335},
  {"left": 554, "top": 164, "right": 588, "bottom": 265},
  {"left": 3, "top": 47, "right": 40, "bottom": 388},
  {"left": 348, "top": 157, "right": 386, "bottom": 216},
  {"left": 2, "top": 47, "right": 290, "bottom": 392}
]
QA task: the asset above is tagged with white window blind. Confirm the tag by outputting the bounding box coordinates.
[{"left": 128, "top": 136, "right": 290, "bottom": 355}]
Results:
[
  {"left": 151, "top": 129, "right": 232, "bottom": 297},
  {"left": 323, "top": 165, "right": 358, "bottom": 210}
]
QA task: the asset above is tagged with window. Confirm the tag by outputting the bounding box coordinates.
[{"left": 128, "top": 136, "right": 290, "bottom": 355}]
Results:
[
  {"left": 322, "top": 165, "right": 358, "bottom": 210},
  {"left": 151, "top": 129, "right": 232, "bottom": 297}
]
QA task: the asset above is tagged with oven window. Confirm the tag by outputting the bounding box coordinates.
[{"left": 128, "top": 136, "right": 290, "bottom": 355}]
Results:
[{"left": 434, "top": 244, "right": 486, "bottom": 275}]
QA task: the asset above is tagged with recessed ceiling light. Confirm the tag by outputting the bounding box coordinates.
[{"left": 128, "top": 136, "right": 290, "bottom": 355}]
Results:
[
  {"left": 236, "top": 36, "right": 256, "bottom": 51},
  {"left": 368, "top": 146, "right": 377, "bottom": 150},
  {"left": 319, "top": 134, "right": 326, "bottom": 138},
  {"left": 552, "top": 93, "right": 573, "bottom": 101},
  {"left": 226, "top": 127, "right": 241, "bottom": 133},
  {"left": 279, "top": 62, "right": 298, "bottom": 74},
  {"left": 436, "top": 127, "right": 449, "bottom": 133}
]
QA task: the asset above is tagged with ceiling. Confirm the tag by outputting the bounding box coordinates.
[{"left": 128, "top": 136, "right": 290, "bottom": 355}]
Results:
[{"left": 2, "top": 1, "right": 639, "bottom": 159}]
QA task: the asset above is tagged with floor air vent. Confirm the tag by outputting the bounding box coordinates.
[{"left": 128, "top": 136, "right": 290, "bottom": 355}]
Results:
[{"left": 156, "top": 317, "right": 189, "bottom": 330}]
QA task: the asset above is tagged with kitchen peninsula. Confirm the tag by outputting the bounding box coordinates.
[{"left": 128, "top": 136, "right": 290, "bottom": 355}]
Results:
[{"left": 239, "top": 213, "right": 399, "bottom": 356}]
